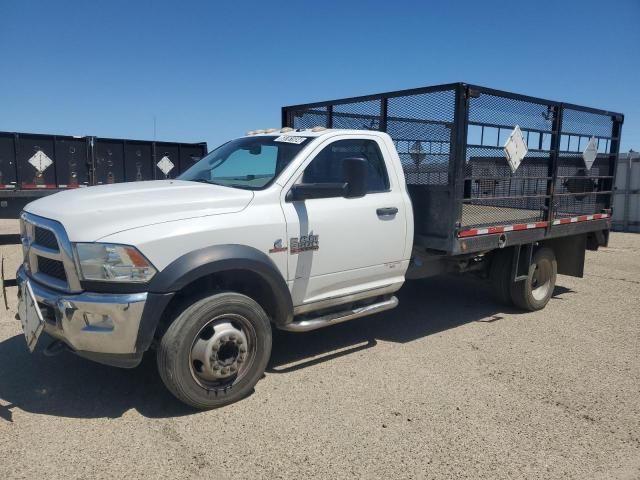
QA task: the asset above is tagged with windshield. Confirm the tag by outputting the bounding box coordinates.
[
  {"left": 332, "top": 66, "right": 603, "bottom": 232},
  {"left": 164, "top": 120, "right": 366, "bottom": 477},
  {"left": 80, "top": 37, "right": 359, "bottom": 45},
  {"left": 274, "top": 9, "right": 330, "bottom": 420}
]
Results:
[{"left": 178, "top": 136, "right": 310, "bottom": 189}]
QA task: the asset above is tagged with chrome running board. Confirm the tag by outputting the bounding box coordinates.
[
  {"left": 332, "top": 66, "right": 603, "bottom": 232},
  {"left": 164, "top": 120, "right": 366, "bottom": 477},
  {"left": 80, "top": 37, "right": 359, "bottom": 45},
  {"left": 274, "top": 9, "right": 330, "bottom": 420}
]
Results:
[{"left": 279, "top": 296, "right": 398, "bottom": 333}]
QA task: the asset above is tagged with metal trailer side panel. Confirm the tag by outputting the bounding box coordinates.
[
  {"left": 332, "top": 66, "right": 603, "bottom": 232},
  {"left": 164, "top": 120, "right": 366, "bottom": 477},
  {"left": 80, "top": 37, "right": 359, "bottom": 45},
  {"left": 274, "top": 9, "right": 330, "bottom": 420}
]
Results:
[
  {"left": 16, "top": 133, "right": 57, "bottom": 189},
  {"left": 178, "top": 143, "right": 207, "bottom": 174},
  {"left": 612, "top": 153, "right": 640, "bottom": 232},
  {"left": 54, "top": 136, "right": 91, "bottom": 188},
  {"left": 93, "top": 138, "right": 125, "bottom": 185},
  {"left": 153, "top": 142, "right": 180, "bottom": 180},
  {"left": 0, "top": 133, "right": 18, "bottom": 189},
  {"left": 124, "top": 141, "right": 154, "bottom": 182}
]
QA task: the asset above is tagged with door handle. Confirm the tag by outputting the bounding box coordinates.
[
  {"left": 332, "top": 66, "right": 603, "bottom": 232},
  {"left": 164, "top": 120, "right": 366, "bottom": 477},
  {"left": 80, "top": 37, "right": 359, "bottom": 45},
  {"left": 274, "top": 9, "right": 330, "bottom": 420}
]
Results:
[{"left": 376, "top": 207, "right": 398, "bottom": 216}]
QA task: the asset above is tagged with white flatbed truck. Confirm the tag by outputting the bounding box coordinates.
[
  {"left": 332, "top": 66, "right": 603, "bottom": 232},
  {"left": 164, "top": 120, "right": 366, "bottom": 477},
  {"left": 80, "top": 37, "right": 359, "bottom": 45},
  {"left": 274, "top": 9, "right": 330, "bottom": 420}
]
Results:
[{"left": 16, "top": 83, "right": 623, "bottom": 408}]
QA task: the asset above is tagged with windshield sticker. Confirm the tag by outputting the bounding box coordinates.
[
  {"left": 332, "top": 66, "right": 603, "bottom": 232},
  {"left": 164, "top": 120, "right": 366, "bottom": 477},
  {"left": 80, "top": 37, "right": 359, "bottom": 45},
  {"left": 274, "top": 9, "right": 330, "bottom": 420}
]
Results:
[{"left": 274, "top": 135, "right": 307, "bottom": 145}]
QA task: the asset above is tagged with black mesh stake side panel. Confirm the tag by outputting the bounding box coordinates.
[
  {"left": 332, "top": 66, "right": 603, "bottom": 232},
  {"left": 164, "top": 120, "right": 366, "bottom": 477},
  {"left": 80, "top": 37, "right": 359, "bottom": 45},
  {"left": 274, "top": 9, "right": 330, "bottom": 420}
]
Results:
[
  {"left": 283, "top": 85, "right": 459, "bottom": 251},
  {"left": 289, "top": 106, "right": 329, "bottom": 130},
  {"left": 461, "top": 91, "right": 555, "bottom": 229},
  {"left": 555, "top": 107, "right": 617, "bottom": 219},
  {"left": 282, "top": 83, "right": 623, "bottom": 253}
]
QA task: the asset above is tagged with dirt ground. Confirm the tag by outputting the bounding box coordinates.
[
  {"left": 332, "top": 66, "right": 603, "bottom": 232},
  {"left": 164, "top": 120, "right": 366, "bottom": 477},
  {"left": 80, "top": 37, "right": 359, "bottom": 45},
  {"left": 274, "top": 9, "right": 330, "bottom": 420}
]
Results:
[{"left": 0, "top": 220, "right": 638, "bottom": 479}]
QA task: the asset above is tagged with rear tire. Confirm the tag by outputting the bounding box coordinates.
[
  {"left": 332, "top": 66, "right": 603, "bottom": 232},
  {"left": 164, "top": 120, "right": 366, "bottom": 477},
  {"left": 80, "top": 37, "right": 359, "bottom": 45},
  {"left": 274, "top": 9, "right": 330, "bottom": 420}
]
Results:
[
  {"left": 489, "top": 248, "right": 514, "bottom": 306},
  {"left": 510, "top": 247, "right": 557, "bottom": 311},
  {"left": 157, "top": 291, "right": 272, "bottom": 409}
]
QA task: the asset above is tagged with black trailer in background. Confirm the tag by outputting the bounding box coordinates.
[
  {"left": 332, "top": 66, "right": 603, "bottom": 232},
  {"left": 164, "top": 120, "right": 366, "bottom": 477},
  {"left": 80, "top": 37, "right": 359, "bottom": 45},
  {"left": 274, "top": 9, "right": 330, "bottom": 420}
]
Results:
[
  {"left": 282, "top": 82, "right": 624, "bottom": 255},
  {"left": 0, "top": 132, "right": 207, "bottom": 218}
]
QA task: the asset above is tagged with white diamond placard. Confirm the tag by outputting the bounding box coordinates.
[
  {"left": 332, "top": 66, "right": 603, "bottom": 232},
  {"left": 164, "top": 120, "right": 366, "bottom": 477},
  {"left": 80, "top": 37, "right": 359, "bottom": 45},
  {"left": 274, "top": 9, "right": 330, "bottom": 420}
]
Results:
[
  {"left": 583, "top": 136, "right": 598, "bottom": 170},
  {"left": 156, "top": 156, "right": 174, "bottom": 176},
  {"left": 503, "top": 125, "right": 528, "bottom": 173},
  {"left": 28, "top": 150, "right": 53, "bottom": 173}
]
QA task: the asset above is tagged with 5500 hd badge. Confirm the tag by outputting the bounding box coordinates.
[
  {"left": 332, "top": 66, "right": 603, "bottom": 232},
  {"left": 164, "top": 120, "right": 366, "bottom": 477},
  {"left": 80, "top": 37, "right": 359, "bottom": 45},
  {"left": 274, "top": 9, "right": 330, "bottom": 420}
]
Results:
[
  {"left": 268, "top": 233, "right": 319, "bottom": 254},
  {"left": 291, "top": 233, "right": 319, "bottom": 254}
]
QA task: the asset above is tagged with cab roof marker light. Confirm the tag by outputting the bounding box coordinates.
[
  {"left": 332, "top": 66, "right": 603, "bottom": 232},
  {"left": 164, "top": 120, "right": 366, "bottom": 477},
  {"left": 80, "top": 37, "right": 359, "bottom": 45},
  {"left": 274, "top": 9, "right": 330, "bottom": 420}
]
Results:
[
  {"left": 246, "top": 130, "right": 256, "bottom": 136},
  {"left": 311, "top": 126, "right": 327, "bottom": 132},
  {"left": 254, "top": 129, "right": 266, "bottom": 134},
  {"left": 280, "top": 127, "right": 293, "bottom": 133},
  {"left": 265, "top": 128, "right": 278, "bottom": 133}
]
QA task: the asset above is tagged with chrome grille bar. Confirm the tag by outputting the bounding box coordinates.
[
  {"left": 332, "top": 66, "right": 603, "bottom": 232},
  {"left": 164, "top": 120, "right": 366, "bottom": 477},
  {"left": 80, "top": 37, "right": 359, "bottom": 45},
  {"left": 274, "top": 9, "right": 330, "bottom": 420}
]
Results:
[{"left": 20, "top": 211, "right": 82, "bottom": 293}]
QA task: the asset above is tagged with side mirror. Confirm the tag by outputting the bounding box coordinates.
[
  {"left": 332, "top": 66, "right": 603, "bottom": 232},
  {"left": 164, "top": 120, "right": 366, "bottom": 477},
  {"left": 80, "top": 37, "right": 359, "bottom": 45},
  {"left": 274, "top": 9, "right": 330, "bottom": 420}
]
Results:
[
  {"left": 286, "top": 182, "right": 346, "bottom": 201},
  {"left": 285, "top": 156, "right": 368, "bottom": 202},
  {"left": 343, "top": 157, "right": 368, "bottom": 198}
]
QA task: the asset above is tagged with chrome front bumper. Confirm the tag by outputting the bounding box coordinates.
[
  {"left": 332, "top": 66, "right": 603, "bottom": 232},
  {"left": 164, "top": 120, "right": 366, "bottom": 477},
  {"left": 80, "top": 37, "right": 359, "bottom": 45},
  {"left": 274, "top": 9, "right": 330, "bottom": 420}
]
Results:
[{"left": 17, "top": 266, "right": 147, "bottom": 356}]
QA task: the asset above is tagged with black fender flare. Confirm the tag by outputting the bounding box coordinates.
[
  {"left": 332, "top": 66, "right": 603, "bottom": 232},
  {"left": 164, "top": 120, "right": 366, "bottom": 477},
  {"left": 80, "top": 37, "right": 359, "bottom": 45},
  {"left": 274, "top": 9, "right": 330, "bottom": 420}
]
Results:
[{"left": 136, "top": 244, "right": 293, "bottom": 353}]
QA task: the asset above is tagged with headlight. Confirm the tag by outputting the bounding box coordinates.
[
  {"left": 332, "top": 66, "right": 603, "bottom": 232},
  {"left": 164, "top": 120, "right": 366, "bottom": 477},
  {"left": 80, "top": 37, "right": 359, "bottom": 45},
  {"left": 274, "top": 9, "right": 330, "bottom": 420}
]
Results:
[{"left": 74, "top": 243, "right": 157, "bottom": 283}]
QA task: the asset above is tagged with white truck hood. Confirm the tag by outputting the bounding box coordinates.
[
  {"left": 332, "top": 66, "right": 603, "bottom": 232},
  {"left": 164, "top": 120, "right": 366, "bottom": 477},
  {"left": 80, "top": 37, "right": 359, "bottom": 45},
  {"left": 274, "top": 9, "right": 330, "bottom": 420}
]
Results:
[{"left": 24, "top": 180, "right": 254, "bottom": 241}]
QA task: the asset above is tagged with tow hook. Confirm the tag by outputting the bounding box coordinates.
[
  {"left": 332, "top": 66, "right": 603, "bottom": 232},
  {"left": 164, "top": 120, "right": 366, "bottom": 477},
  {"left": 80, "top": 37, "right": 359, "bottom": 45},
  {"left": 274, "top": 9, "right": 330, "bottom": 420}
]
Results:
[{"left": 43, "top": 340, "right": 68, "bottom": 357}]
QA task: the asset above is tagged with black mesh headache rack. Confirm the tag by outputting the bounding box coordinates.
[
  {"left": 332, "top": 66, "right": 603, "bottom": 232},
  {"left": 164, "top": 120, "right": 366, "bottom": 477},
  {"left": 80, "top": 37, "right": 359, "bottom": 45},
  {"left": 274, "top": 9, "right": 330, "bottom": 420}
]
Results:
[{"left": 282, "top": 83, "right": 624, "bottom": 255}]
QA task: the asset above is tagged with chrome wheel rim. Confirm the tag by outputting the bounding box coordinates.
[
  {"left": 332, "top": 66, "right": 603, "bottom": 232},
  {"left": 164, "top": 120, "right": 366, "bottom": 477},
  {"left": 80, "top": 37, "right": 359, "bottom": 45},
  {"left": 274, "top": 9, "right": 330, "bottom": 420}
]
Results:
[
  {"left": 189, "top": 313, "right": 257, "bottom": 390},
  {"left": 531, "top": 261, "right": 552, "bottom": 301}
]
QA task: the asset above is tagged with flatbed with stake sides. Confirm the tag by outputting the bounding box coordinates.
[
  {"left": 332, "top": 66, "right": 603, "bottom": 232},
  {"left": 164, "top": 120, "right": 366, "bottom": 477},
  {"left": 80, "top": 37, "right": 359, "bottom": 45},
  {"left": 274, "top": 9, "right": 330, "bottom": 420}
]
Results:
[
  {"left": 13, "top": 83, "right": 623, "bottom": 409},
  {"left": 283, "top": 82, "right": 621, "bottom": 256}
]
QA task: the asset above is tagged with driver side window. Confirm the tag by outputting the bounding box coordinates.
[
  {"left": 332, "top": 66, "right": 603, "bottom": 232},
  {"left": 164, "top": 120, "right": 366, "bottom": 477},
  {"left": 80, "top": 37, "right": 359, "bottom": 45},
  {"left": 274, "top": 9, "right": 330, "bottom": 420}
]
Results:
[{"left": 302, "top": 139, "right": 389, "bottom": 193}]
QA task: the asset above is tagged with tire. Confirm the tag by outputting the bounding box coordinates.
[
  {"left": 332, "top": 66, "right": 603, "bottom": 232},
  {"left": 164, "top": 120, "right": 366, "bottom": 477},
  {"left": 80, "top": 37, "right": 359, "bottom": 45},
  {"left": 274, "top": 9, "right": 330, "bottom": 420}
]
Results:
[
  {"left": 510, "top": 247, "right": 557, "bottom": 311},
  {"left": 489, "top": 248, "right": 514, "bottom": 306},
  {"left": 157, "top": 291, "right": 272, "bottom": 409}
]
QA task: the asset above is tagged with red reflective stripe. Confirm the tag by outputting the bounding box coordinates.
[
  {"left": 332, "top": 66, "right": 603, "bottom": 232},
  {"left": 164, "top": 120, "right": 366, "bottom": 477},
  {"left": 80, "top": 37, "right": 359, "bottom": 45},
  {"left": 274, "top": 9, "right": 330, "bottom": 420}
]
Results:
[
  {"left": 21, "top": 184, "right": 57, "bottom": 189},
  {"left": 458, "top": 221, "right": 548, "bottom": 238},
  {"left": 460, "top": 213, "right": 610, "bottom": 238},
  {"left": 552, "top": 213, "right": 609, "bottom": 225},
  {"left": 458, "top": 229, "right": 479, "bottom": 238}
]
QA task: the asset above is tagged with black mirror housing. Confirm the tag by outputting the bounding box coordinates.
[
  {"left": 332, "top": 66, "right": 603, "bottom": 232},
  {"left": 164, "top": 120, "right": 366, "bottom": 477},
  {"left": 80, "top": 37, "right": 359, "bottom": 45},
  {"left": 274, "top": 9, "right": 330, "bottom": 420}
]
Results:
[
  {"left": 286, "top": 157, "right": 368, "bottom": 201},
  {"left": 287, "top": 182, "right": 347, "bottom": 201},
  {"left": 343, "top": 157, "right": 368, "bottom": 198}
]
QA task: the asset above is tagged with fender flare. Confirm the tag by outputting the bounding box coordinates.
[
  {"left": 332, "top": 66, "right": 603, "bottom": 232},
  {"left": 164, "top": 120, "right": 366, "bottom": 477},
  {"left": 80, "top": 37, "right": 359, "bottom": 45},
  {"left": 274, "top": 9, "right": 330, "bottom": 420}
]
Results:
[
  {"left": 149, "top": 244, "right": 293, "bottom": 322},
  {"left": 135, "top": 244, "right": 293, "bottom": 353}
]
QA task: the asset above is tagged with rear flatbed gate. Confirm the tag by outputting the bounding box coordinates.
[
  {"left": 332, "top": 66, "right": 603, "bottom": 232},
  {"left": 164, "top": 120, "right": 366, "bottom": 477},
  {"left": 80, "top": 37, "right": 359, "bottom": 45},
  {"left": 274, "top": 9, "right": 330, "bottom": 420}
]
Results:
[{"left": 282, "top": 83, "right": 623, "bottom": 255}]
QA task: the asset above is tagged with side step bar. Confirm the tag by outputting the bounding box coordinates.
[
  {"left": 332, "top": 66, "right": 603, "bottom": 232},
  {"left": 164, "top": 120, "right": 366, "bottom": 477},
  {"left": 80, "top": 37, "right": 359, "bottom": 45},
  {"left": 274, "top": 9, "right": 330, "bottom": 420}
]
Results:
[{"left": 280, "top": 296, "right": 398, "bottom": 332}]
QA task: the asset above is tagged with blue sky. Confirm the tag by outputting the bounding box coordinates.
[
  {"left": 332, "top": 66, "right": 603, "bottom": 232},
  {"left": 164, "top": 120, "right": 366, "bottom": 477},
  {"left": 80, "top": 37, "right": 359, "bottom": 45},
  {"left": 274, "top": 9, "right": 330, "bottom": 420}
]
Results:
[{"left": 1, "top": 0, "right": 638, "bottom": 152}]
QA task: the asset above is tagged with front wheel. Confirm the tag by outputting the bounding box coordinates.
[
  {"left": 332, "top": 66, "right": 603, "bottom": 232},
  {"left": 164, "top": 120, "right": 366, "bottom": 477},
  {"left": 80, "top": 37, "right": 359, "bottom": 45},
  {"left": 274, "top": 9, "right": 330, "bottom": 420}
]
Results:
[
  {"left": 510, "top": 247, "right": 557, "bottom": 311},
  {"left": 157, "top": 291, "right": 272, "bottom": 409}
]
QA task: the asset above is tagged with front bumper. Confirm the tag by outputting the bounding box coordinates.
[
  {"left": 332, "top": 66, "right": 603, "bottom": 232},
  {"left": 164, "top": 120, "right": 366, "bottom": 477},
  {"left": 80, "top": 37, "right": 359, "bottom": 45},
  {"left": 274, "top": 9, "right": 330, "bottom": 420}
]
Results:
[{"left": 17, "top": 266, "right": 148, "bottom": 365}]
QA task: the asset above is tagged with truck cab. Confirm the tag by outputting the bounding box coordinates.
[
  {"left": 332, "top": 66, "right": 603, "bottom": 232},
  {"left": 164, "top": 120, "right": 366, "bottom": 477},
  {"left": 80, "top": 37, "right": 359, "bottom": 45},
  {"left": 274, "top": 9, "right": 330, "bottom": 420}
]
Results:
[{"left": 17, "top": 128, "right": 413, "bottom": 408}]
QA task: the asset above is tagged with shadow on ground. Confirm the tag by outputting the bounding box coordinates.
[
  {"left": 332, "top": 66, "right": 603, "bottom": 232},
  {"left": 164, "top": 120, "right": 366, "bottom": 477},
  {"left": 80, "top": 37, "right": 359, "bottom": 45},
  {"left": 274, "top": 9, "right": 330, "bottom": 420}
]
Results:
[{"left": 0, "top": 275, "right": 574, "bottom": 420}]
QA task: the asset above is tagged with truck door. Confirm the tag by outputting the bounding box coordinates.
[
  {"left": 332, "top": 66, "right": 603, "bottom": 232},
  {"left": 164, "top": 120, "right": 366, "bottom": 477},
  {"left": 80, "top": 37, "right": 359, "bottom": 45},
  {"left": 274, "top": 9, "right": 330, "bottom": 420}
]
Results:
[{"left": 281, "top": 135, "right": 409, "bottom": 308}]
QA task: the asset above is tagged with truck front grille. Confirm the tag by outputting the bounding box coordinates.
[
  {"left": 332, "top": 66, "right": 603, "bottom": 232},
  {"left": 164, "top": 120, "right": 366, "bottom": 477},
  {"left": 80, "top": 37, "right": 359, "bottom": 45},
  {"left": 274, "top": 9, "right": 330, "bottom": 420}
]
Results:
[
  {"left": 20, "top": 212, "right": 81, "bottom": 293},
  {"left": 34, "top": 226, "right": 59, "bottom": 250},
  {"left": 37, "top": 257, "right": 67, "bottom": 282}
]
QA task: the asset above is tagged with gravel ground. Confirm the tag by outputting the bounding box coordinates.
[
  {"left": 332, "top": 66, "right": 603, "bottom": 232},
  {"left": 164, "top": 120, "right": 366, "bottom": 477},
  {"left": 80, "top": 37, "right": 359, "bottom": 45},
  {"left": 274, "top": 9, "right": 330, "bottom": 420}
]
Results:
[{"left": 0, "top": 219, "right": 638, "bottom": 479}]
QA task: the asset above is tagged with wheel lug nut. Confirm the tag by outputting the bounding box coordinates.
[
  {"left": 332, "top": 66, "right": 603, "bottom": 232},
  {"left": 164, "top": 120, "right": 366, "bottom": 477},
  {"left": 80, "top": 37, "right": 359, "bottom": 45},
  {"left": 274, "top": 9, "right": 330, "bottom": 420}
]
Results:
[
  {"left": 211, "top": 344, "right": 219, "bottom": 351},
  {"left": 213, "top": 364, "right": 220, "bottom": 370},
  {"left": 221, "top": 368, "right": 229, "bottom": 375},
  {"left": 236, "top": 338, "right": 243, "bottom": 345},
  {"left": 229, "top": 335, "right": 237, "bottom": 342}
]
